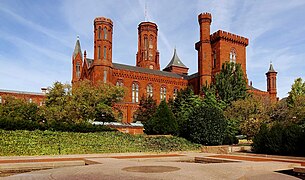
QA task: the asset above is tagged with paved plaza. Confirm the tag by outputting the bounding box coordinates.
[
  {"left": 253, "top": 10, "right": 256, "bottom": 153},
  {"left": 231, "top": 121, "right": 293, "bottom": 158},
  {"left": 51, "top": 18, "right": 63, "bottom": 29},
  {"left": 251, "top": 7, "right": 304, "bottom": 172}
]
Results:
[{"left": 1, "top": 152, "right": 304, "bottom": 179}]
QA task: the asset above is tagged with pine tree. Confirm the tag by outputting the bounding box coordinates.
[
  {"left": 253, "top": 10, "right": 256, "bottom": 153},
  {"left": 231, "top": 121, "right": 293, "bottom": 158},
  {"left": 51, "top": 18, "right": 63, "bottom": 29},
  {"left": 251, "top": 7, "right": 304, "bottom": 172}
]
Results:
[
  {"left": 144, "top": 100, "right": 177, "bottom": 135},
  {"left": 212, "top": 62, "right": 248, "bottom": 105}
]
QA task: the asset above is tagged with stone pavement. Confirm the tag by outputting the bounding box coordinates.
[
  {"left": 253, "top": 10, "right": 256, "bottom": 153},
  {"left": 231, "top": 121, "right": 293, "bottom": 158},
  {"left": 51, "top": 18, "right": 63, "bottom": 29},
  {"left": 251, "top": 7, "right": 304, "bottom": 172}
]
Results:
[{"left": 0, "top": 152, "right": 304, "bottom": 180}]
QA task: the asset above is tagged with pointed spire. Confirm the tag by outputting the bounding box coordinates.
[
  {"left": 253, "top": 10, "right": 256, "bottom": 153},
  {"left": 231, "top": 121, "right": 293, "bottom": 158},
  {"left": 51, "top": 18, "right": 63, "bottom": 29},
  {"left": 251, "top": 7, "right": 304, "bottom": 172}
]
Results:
[
  {"left": 73, "top": 35, "right": 82, "bottom": 59},
  {"left": 267, "top": 62, "right": 276, "bottom": 73},
  {"left": 164, "top": 48, "right": 187, "bottom": 69}
]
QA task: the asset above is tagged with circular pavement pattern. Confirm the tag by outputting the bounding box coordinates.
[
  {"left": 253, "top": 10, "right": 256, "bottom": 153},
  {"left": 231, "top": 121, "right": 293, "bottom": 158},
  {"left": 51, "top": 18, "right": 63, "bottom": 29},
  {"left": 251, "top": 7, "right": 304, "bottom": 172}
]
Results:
[{"left": 122, "top": 166, "right": 180, "bottom": 173}]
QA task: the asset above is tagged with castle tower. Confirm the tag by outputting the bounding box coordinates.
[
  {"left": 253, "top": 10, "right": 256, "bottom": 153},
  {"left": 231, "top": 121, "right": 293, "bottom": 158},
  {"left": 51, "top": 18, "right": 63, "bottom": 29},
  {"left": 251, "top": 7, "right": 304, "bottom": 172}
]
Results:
[
  {"left": 195, "top": 12, "right": 212, "bottom": 89},
  {"left": 72, "top": 36, "right": 83, "bottom": 85},
  {"left": 91, "top": 17, "right": 113, "bottom": 84},
  {"left": 136, "top": 22, "right": 160, "bottom": 70},
  {"left": 266, "top": 63, "right": 277, "bottom": 101}
]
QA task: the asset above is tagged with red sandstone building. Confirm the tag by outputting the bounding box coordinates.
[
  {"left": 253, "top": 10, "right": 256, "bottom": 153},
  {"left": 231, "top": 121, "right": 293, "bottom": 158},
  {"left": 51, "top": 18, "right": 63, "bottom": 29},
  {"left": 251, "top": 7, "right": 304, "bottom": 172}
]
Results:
[{"left": 71, "top": 12, "right": 278, "bottom": 123}]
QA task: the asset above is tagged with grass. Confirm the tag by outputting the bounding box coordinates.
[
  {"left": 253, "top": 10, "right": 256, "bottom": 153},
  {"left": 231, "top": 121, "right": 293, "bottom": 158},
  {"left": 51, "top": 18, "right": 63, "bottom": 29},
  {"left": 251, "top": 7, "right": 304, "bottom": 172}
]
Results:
[{"left": 0, "top": 130, "right": 201, "bottom": 156}]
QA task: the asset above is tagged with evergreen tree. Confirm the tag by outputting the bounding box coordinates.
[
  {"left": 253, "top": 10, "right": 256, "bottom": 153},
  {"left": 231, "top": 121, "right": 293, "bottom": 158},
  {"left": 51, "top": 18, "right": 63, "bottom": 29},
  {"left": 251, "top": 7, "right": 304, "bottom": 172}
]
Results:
[
  {"left": 170, "top": 87, "right": 202, "bottom": 136},
  {"left": 133, "top": 95, "right": 157, "bottom": 122},
  {"left": 212, "top": 62, "right": 248, "bottom": 105},
  {"left": 144, "top": 100, "right": 177, "bottom": 135}
]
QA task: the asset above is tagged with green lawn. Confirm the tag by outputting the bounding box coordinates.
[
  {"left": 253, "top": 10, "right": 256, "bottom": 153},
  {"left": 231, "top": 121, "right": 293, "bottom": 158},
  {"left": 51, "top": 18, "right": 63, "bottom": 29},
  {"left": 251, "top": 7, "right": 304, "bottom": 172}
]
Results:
[{"left": 0, "top": 130, "right": 201, "bottom": 156}]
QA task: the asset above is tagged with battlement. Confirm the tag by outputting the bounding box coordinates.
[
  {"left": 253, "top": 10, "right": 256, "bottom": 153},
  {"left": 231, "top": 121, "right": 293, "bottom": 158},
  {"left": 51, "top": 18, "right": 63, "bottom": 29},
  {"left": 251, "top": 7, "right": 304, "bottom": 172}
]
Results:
[
  {"left": 198, "top": 12, "right": 212, "bottom": 23},
  {"left": 94, "top": 17, "right": 113, "bottom": 25},
  {"left": 138, "top": 21, "right": 157, "bottom": 28},
  {"left": 138, "top": 21, "right": 158, "bottom": 32},
  {"left": 210, "top": 30, "right": 249, "bottom": 46}
]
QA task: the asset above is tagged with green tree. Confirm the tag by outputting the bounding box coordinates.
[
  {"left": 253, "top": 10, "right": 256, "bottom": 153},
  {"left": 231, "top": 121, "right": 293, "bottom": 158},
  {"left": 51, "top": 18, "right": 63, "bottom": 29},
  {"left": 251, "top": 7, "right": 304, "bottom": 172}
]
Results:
[
  {"left": 144, "top": 100, "right": 177, "bottom": 135},
  {"left": 212, "top": 62, "right": 248, "bottom": 105},
  {"left": 170, "top": 87, "right": 202, "bottom": 136},
  {"left": 41, "top": 80, "right": 124, "bottom": 124},
  {"left": 287, "top": 78, "right": 305, "bottom": 106},
  {"left": 224, "top": 96, "right": 270, "bottom": 140},
  {"left": 184, "top": 105, "right": 227, "bottom": 145},
  {"left": 133, "top": 95, "right": 157, "bottom": 122}
]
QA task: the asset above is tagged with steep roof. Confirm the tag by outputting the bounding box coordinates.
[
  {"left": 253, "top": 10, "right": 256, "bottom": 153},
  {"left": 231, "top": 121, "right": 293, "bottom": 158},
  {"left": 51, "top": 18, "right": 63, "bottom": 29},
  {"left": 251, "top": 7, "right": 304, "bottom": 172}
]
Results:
[
  {"left": 267, "top": 63, "right": 276, "bottom": 73},
  {"left": 113, "top": 63, "right": 185, "bottom": 79},
  {"left": 73, "top": 36, "right": 82, "bottom": 59},
  {"left": 164, "top": 48, "right": 187, "bottom": 69}
]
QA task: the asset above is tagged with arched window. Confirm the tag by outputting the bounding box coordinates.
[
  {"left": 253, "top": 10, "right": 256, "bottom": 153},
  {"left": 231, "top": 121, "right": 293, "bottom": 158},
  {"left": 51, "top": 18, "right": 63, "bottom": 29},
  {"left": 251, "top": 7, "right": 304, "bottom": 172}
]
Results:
[
  {"left": 98, "top": 26, "right": 101, "bottom": 39},
  {"left": 104, "top": 27, "right": 107, "bottom": 40},
  {"left": 29, "top": 98, "right": 32, "bottom": 103},
  {"left": 230, "top": 49, "right": 236, "bottom": 63},
  {"left": 149, "top": 36, "right": 153, "bottom": 60},
  {"left": 132, "top": 82, "right": 139, "bottom": 103},
  {"left": 173, "top": 88, "right": 178, "bottom": 99},
  {"left": 0, "top": 96, "right": 2, "bottom": 104},
  {"left": 98, "top": 46, "right": 101, "bottom": 59},
  {"left": 103, "top": 70, "right": 107, "bottom": 83},
  {"left": 213, "top": 50, "right": 217, "bottom": 69},
  {"left": 144, "top": 36, "right": 148, "bottom": 60},
  {"left": 76, "top": 62, "right": 81, "bottom": 78},
  {"left": 103, "top": 46, "right": 107, "bottom": 59},
  {"left": 147, "top": 84, "right": 153, "bottom": 97},
  {"left": 116, "top": 80, "right": 123, "bottom": 86},
  {"left": 160, "top": 86, "right": 166, "bottom": 100},
  {"left": 149, "top": 65, "right": 154, "bottom": 69}
]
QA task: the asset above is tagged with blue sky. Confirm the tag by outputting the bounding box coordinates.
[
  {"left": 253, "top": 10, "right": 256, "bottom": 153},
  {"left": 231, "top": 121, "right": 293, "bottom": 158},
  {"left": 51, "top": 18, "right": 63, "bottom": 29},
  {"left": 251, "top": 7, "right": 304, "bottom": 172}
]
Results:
[{"left": 0, "top": 0, "right": 305, "bottom": 98}]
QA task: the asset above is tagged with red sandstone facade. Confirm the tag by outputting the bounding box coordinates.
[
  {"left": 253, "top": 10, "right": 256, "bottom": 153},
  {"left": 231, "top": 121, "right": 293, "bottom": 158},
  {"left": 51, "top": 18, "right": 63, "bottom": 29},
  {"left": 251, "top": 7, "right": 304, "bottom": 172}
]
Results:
[
  {"left": 0, "top": 12, "right": 277, "bottom": 125},
  {"left": 72, "top": 12, "right": 278, "bottom": 123}
]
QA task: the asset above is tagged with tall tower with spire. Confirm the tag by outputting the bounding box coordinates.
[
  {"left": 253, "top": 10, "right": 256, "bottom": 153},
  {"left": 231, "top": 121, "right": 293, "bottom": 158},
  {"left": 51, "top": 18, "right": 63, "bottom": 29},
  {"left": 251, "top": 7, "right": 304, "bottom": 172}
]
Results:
[
  {"left": 72, "top": 36, "right": 83, "bottom": 85},
  {"left": 136, "top": 21, "right": 160, "bottom": 70},
  {"left": 266, "top": 63, "right": 278, "bottom": 101}
]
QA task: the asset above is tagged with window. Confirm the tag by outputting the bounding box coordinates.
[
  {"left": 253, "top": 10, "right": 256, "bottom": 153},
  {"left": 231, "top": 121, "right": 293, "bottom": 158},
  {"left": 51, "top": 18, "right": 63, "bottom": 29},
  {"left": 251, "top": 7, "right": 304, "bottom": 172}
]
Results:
[
  {"left": 230, "top": 49, "right": 236, "bottom": 63},
  {"left": 213, "top": 50, "right": 217, "bottom": 69},
  {"left": 29, "top": 98, "right": 32, "bottom": 103},
  {"left": 116, "top": 80, "right": 123, "bottom": 86},
  {"left": 160, "top": 87, "right": 166, "bottom": 100},
  {"left": 76, "top": 62, "right": 81, "bottom": 78},
  {"left": 0, "top": 96, "right": 2, "bottom": 104},
  {"left": 144, "top": 36, "right": 148, "bottom": 60},
  {"left": 103, "top": 70, "right": 107, "bottom": 83},
  {"left": 104, "top": 46, "right": 107, "bottom": 59},
  {"left": 98, "top": 26, "right": 101, "bottom": 39},
  {"left": 173, "top": 88, "right": 178, "bottom": 99},
  {"left": 104, "top": 27, "right": 107, "bottom": 39},
  {"left": 149, "top": 65, "right": 154, "bottom": 69},
  {"left": 98, "top": 46, "right": 101, "bottom": 59},
  {"left": 147, "top": 84, "right": 153, "bottom": 97},
  {"left": 132, "top": 83, "right": 139, "bottom": 103}
]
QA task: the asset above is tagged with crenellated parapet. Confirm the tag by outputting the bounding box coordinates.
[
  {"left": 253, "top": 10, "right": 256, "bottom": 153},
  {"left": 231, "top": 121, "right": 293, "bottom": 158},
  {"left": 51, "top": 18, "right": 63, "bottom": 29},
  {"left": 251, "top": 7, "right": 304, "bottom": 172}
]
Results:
[{"left": 211, "top": 30, "right": 249, "bottom": 46}]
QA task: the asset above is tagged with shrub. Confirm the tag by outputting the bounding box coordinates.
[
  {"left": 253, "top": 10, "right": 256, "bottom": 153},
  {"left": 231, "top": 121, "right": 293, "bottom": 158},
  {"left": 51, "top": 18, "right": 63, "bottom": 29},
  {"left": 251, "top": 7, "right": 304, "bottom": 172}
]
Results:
[
  {"left": 252, "top": 123, "right": 305, "bottom": 156},
  {"left": 184, "top": 105, "right": 227, "bottom": 145},
  {"left": 144, "top": 100, "right": 177, "bottom": 135}
]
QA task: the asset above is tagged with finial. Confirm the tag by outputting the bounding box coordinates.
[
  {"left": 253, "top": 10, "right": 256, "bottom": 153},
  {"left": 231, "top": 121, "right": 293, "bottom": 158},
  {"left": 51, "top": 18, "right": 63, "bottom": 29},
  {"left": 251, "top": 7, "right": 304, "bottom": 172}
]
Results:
[
  {"left": 144, "top": 0, "right": 148, "bottom": 21},
  {"left": 84, "top": 50, "right": 87, "bottom": 58},
  {"left": 77, "top": 35, "right": 79, "bottom": 40},
  {"left": 270, "top": 60, "right": 272, "bottom": 64}
]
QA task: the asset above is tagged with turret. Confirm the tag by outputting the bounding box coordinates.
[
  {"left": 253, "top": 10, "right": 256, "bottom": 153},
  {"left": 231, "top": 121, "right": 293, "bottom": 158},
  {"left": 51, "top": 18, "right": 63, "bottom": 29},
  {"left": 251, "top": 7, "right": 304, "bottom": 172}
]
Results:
[
  {"left": 136, "top": 21, "right": 160, "bottom": 70},
  {"left": 91, "top": 17, "right": 113, "bottom": 84},
  {"left": 72, "top": 36, "right": 83, "bottom": 85},
  {"left": 266, "top": 63, "right": 278, "bottom": 101},
  {"left": 195, "top": 12, "right": 212, "bottom": 89}
]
